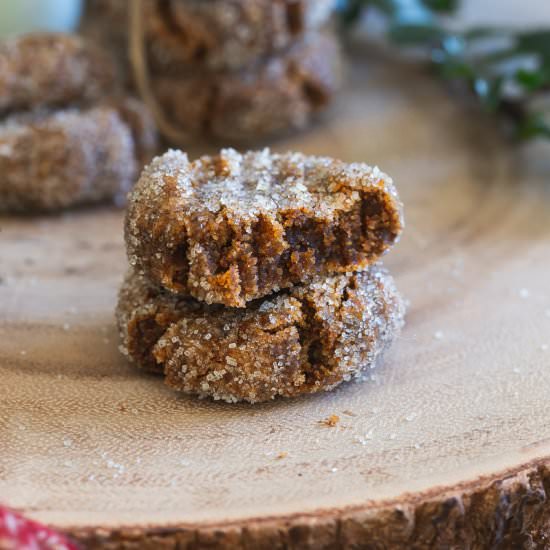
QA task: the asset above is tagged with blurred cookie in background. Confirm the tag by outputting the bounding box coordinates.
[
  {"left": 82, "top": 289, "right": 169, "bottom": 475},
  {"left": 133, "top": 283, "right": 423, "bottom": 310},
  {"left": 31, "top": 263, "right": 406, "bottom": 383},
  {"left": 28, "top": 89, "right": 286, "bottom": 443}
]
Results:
[
  {"left": 0, "top": 32, "right": 158, "bottom": 213},
  {"left": 80, "top": 0, "right": 342, "bottom": 145},
  {"left": 0, "top": 107, "right": 136, "bottom": 212},
  {"left": 0, "top": 32, "right": 112, "bottom": 114},
  {"left": 152, "top": 32, "right": 342, "bottom": 143},
  {"left": 82, "top": 0, "right": 336, "bottom": 72}
]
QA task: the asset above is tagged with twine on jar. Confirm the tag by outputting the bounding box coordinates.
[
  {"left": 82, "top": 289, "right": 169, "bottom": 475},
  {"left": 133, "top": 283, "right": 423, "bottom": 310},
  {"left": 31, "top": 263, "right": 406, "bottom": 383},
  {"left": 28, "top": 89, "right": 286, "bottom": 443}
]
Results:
[{"left": 129, "top": 0, "right": 190, "bottom": 145}]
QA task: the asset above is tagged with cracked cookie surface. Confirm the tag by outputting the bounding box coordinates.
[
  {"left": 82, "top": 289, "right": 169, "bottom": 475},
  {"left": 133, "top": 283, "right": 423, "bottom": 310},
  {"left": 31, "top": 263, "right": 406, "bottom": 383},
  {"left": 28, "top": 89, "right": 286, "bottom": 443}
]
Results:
[
  {"left": 125, "top": 148, "right": 403, "bottom": 307},
  {"left": 116, "top": 266, "right": 405, "bottom": 403}
]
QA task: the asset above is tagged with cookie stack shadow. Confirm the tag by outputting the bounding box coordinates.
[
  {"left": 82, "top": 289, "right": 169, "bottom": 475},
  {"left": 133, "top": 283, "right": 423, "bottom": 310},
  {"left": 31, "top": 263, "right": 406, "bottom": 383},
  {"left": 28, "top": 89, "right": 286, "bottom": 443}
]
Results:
[
  {"left": 81, "top": 0, "right": 343, "bottom": 143},
  {"left": 116, "top": 148, "right": 406, "bottom": 403}
]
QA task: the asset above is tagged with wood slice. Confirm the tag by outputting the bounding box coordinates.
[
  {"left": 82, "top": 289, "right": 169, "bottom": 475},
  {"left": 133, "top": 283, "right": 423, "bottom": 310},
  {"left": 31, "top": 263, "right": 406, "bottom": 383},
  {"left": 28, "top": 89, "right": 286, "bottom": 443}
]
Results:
[{"left": 2, "top": 52, "right": 550, "bottom": 549}]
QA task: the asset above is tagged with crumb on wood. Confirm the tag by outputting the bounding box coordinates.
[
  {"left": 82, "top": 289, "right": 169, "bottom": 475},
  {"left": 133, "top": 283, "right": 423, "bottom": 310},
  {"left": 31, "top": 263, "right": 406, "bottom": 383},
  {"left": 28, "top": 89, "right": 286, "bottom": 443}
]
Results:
[{"left": 319, "top": 414, "right": 340, "bottom": 427}]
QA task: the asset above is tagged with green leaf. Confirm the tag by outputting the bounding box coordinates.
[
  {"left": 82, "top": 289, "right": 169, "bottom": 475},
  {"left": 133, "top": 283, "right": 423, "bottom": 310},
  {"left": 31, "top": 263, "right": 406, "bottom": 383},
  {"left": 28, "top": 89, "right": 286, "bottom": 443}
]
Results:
[
  {"left": 437, "top": 59, "right": 477, "bottom": 80},
  {"left": 388, "top": 23, "right": 445, "bottom": 45},
  {"left": 339, "top": 0, "right": 550, "bottom": 144},
  {"left": 517, "top": 112, "right": 550, "bottom": 140},
  {"left": 480, "top": 77, "right": 505, "bottom": 111},
  {"left": 516, "top": 30, "right": 550, "bottom": 57},
  {"left": 515, "top": 68, "right": 550, "bottom": 92},
  {"left": 473, "top": 48, "right": 525, "bottom": 67},
  {"left": 462, "top": 27, "right": 509, "bottom": 41},
  {"left": 420, "top": 0, "right": 459, "bottom": 13},
  {"left": 367, "top": 0, "right": 397, "bottom": 14}
]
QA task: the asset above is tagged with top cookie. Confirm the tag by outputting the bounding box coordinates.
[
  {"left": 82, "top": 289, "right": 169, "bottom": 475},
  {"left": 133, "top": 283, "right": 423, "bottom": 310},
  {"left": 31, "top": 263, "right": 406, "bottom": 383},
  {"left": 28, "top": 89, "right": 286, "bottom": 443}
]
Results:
[
  {"left": 0, "top": 33, "right": 114, "bottom": 115},
  {"left": 126, "top": 149, "right": 403, "bottom": 307}
]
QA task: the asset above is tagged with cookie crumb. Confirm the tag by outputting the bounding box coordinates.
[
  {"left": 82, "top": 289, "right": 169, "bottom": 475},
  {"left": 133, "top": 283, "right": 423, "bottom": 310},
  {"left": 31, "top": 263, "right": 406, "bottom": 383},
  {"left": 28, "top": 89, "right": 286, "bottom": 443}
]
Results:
[
  {"left": 276, "top": 451, "right": 288, "bottom": 459},
  {"left": 320, "top": 414, "right": 340, "bottom": 427}
]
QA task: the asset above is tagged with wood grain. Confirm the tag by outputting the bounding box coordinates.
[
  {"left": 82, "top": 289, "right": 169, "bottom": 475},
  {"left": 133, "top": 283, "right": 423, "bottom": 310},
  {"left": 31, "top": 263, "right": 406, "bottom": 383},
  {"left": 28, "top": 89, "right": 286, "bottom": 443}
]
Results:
[{"left": 1, "top": 50, "right": 550, "bottom": 548}]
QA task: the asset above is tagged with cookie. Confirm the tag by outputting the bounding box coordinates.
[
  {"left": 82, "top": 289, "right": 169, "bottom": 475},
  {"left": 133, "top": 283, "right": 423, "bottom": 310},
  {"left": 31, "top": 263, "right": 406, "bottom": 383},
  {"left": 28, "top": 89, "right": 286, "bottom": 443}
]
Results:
[
  {"left": 147, "top": 0, "right": 335, "bottom": 71},
  {"left": 0, "top": 107, "right": 136, "bottom": 212},
  {"left": 83, "top": 0, "right": 335, "bottom": 72},
  {"left": 116, "top": 266, "right": 405, "bottom": 403},
  {"left": 0, "top": 33, "right": 114, "bottom": 115},
  {"left": 151, "top": 32, "right": 342, "bottom": 142},
  {"left": 125, "top": 148, "right": 403, "bottom": 307}
]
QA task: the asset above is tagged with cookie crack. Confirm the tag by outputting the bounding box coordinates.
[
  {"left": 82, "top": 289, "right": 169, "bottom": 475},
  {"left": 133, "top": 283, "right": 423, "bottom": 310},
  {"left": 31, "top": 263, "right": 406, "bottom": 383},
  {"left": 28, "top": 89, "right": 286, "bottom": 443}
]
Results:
[{"left": 294, "top": 275, "right": 356, "bottom": 385}]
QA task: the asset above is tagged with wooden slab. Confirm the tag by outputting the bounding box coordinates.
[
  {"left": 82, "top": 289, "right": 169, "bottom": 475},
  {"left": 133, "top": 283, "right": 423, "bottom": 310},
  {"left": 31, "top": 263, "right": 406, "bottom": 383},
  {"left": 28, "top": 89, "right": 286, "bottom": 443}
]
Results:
[{"left": 2, "top": 51, "right": 550, "bottom": 548}]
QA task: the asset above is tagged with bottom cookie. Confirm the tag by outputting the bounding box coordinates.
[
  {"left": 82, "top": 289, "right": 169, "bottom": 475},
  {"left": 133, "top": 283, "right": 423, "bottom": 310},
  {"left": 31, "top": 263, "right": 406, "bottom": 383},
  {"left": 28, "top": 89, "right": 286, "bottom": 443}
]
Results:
[{"left": 116, "top": 266, "right": 405, "bottom": 403}]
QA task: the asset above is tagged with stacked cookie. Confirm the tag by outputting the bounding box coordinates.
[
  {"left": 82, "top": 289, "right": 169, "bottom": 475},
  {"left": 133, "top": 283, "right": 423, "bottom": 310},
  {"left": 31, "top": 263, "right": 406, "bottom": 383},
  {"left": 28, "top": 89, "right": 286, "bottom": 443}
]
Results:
[
  {"left": 81, "top": 0, "right": 342, "bottom": 143},
  {"left": 0, "top": 33, "right": 157, "bottom": 213},
  {"left": 117, "top": 148, "right": 406, "bottom": 403}
]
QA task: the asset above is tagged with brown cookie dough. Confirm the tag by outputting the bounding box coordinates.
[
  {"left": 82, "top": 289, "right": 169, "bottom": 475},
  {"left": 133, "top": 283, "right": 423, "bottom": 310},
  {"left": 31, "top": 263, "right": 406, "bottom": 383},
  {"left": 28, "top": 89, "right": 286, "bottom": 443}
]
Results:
[
  {"left": 116, "top": 266, "right": 405, "bottom": 403},
  {"left": 125, "top": 148, "right": 403, "bottom": 307},
  {"left": 151, "top": 32, "right": 342, "bottom": 142},
  {"left": 0, "top": 33, "right": 114, "bottom": 115},
  {"left": 0, "top": 107, "right": 136, "bottom": 212},
  {"left": 83, "top": 0, "right": 335, "bottom": 72}
]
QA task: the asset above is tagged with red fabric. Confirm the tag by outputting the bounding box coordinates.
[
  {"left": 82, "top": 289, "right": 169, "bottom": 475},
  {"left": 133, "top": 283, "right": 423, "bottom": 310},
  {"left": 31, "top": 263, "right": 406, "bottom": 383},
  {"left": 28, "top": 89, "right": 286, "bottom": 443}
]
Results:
[{"left": 0, "top": 507, "right": 77, "bottom": 550}]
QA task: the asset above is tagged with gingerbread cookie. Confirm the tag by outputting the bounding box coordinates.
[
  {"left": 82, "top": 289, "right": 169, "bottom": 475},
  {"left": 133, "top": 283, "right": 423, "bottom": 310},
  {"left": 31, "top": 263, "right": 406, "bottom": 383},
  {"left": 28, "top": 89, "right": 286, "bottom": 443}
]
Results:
[
  {"left": 83, "top": 0, "right": 335, "bottom": 72},
  {"left": 0, "top": 33, "right": 113, "bottom": 114},
  {"left": 151, "top": 32, "right": 342, "bottom": 142},
  {"left": 0, "top": 107, "right": 136, "bottom": 212},
  {"left": 125, "top": 148, "right": 403, "bottom": 307},
  {"left": 148, "top": 0, "right": 335, "bottom": 71},
  {"left": 116, "top": 266, "right": 405, "bottom": 403}
]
